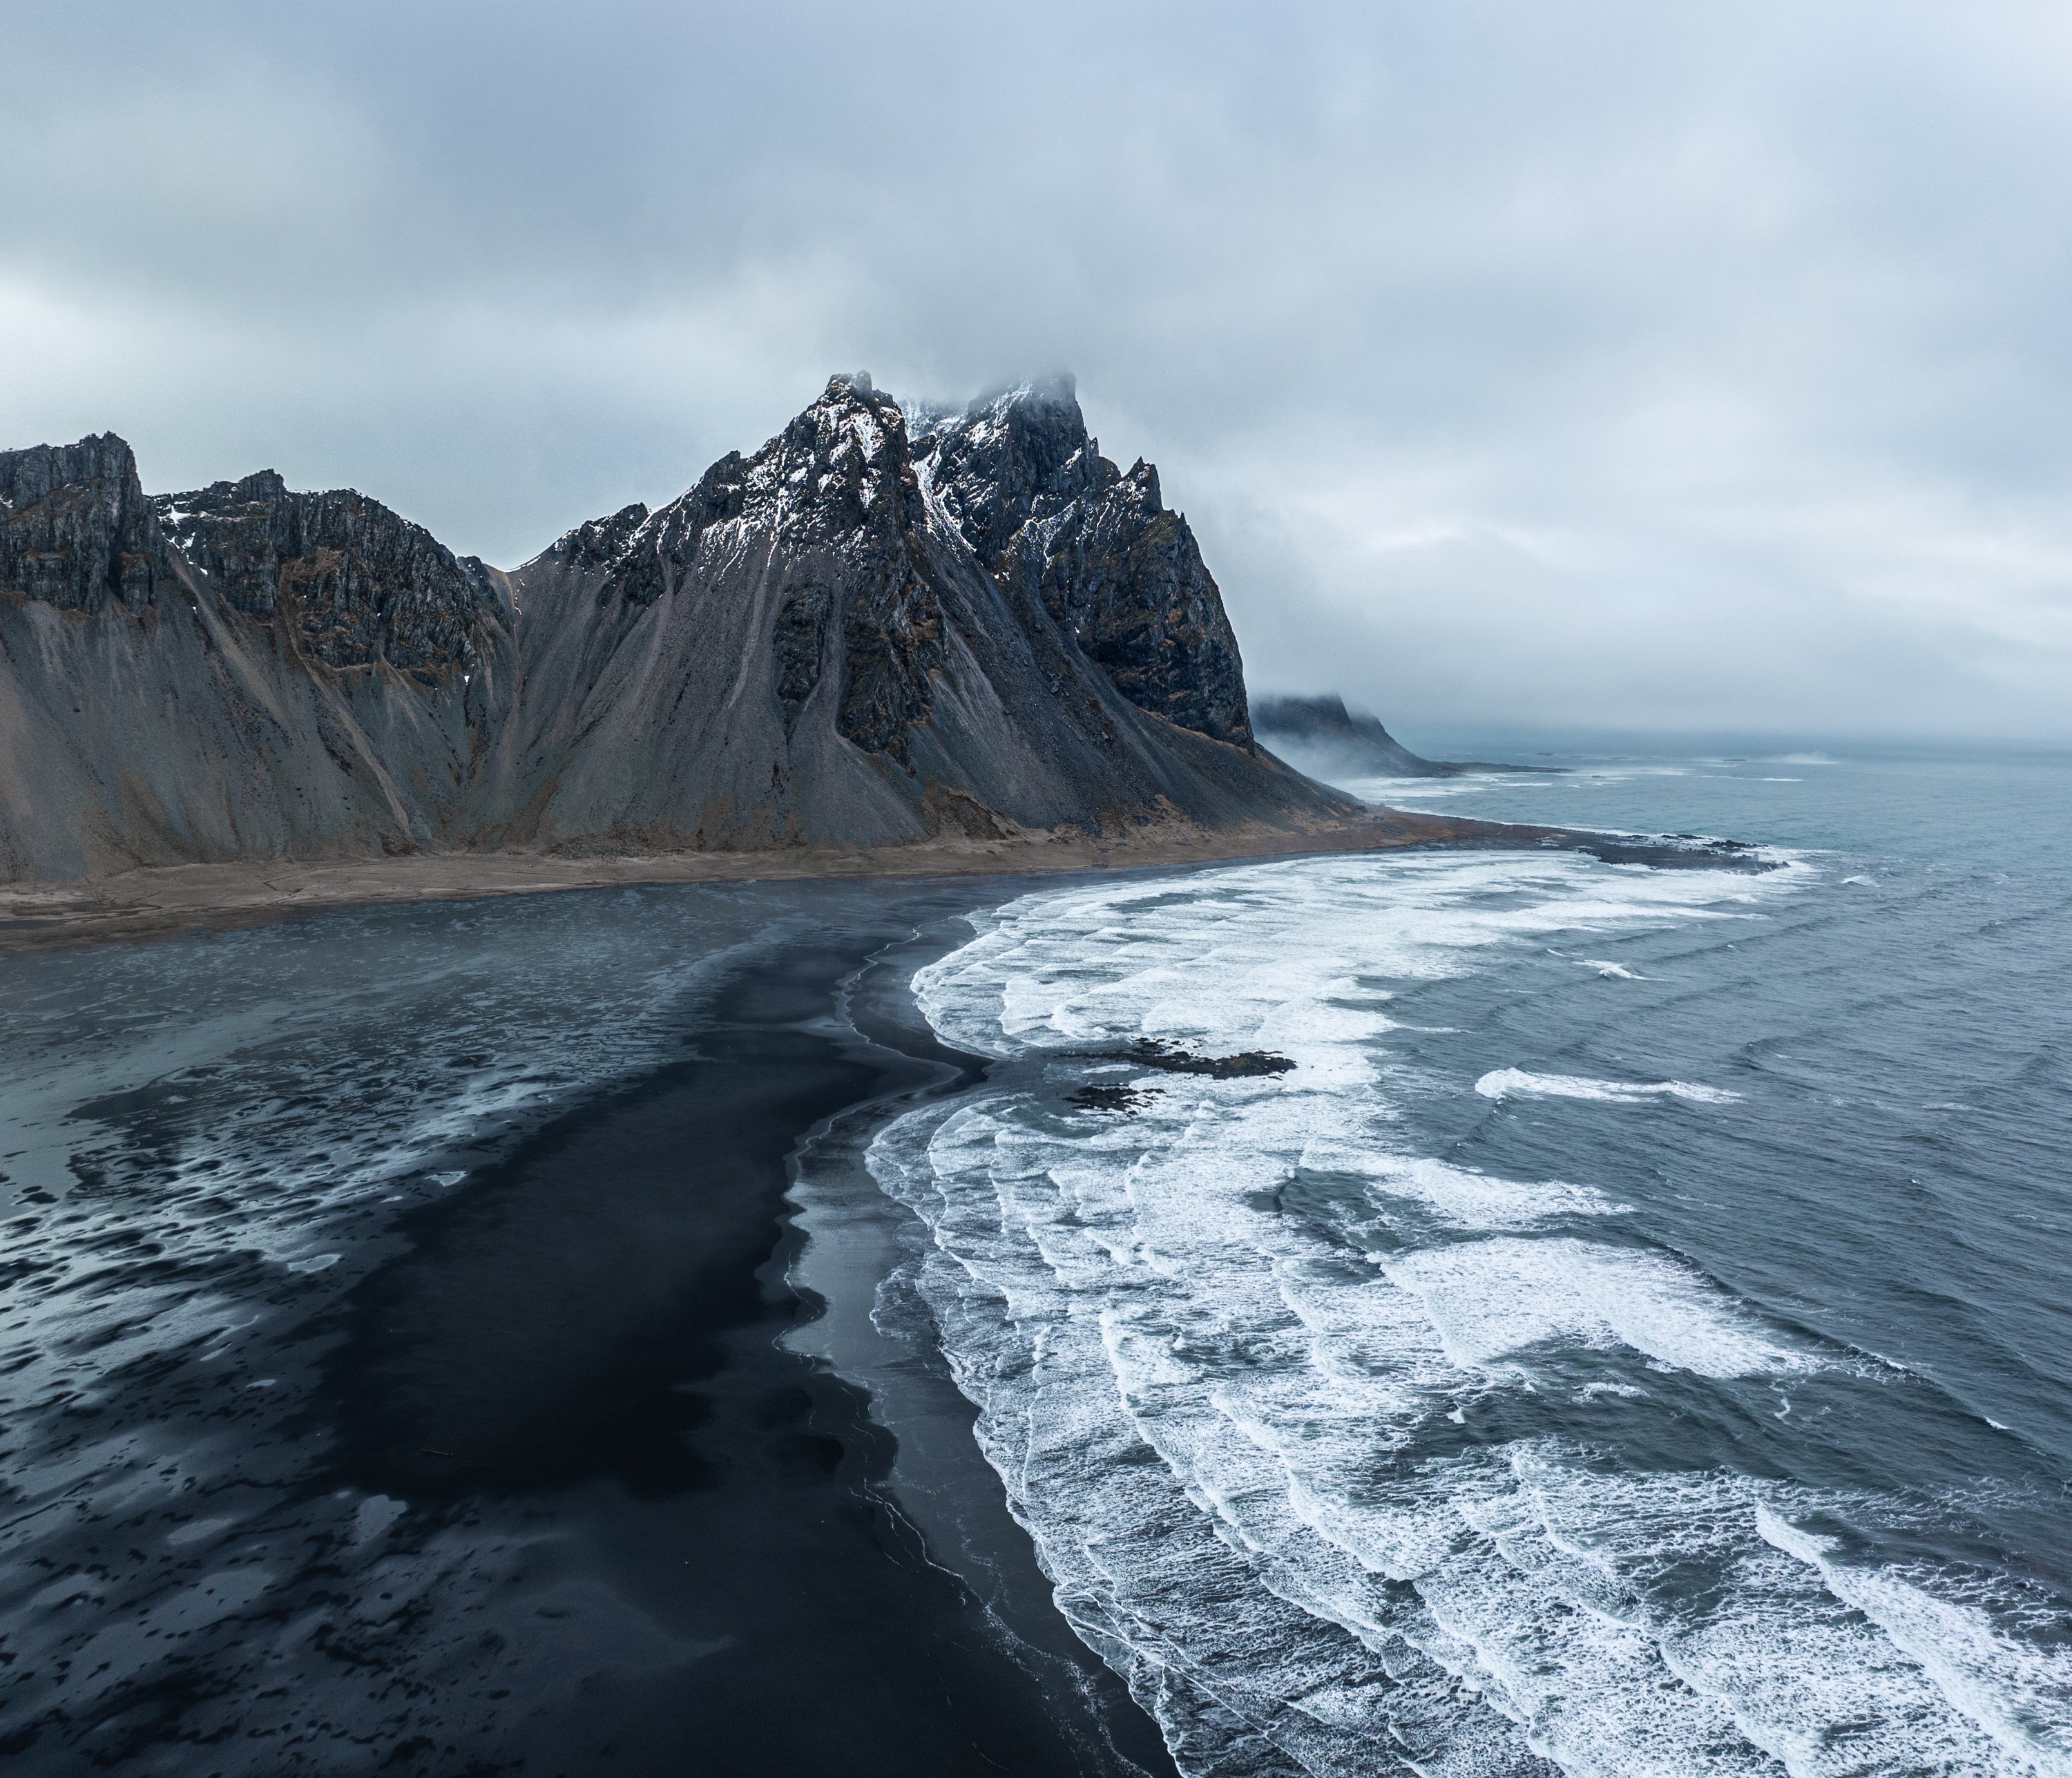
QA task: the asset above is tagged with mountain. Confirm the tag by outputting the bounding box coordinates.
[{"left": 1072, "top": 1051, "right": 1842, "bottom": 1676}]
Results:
[
  {"left": 0, "top": 435, "right": 517, "bottom": 882},
  {"left": 0, "top": 379, "right": 1352, "bottom": 883},
  {"left": 1251, "top": 694, "right": 1548, "bottom": 781}
]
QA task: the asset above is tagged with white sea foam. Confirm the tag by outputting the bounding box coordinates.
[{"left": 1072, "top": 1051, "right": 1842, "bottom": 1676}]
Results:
[
  {"left": 1476, "top": 1069, "right": 1741, "bottom": 1105},
  {"left": 1325, "top": 1152, "right": 1623, "bottom": 1230},
  {"left": 915, "top": 850, "right": 1788, "bottom": 1062},
  {"left": 1380, "top": 1238, "right": 1814, "bottom": 1377},
  {"left": 1757, "top": 1509, "right": 2072, "bottom": 1772},
  {"left": 881, "top": 849, "right": 2066, "bottom": 1777}
]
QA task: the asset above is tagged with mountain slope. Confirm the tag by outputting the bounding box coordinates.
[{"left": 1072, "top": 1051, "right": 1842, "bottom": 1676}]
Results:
[
  {"left": 0, "top": 438, "right": 515, "bottom": 881},
  {"left": 480, "top": 374, "right": 1342, "bottom": 854}
]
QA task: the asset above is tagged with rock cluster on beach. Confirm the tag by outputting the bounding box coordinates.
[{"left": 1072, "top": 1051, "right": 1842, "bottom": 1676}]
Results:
[{"left": 0, "top": 378, "right": 1352, "bottom": 882}]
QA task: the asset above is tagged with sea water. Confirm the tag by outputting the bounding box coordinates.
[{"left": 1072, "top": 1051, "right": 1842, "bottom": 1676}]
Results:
[{"left": 866, "top": 747, "right": 2072, "bottom": 1777}]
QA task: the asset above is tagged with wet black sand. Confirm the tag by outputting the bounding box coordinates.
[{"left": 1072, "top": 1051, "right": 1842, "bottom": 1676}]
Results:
[
  {"left": 326, "top": 933, "right": 1167, "bottom": 1777},
  {"left": 1, "top": 905, "right": 1175, "bottom": 1776}
]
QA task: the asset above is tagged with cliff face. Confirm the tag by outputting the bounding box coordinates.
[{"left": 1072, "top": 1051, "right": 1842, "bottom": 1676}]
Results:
[
  {"left": 1251, "top": 694, "right": 1549, "bottom": 782},
  {"left": 1251, "top": 695, "right": 1449, "bottom": 778},
  {"left": 1, "top": 435, "right": 173, "bottom": 615},
  {"left": 0, "top": 378, "right": 1347, "bottom": 883}
]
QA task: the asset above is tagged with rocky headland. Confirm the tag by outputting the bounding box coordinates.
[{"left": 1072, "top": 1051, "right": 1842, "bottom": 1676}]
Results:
[{"left": 1251, "top": 693, "right": 1554, "bottom": 781}]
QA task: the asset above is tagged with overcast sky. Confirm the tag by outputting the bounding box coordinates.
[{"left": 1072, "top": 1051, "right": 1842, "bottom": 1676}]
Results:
[{"left": 5, "top": 1, "right": 2069, "bottom": 740}]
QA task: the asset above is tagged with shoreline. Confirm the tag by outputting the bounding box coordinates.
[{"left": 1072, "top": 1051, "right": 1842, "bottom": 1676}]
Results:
[
  {"left": 784, "top": 914, "right": 1182, "bottom": 1777},
  {"left": 0, "top": 808, "right": 1761, "bottom": 956},
  {"left": 0, "top": 884, "right": 1170, "bottom": 1775},
  {"left": 319, "top": 906, "right": 1161, "bottom": 1775}
]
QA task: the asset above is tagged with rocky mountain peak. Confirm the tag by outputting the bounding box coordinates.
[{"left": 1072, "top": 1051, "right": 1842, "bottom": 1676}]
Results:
[
  {"left": 227, "top": 469, "right": 289, "bottom": 503},
  {"left": 769, "top": 374, "right": 921, "bottom": 534},
  {"left": 913, "top": 379, "right": 1105, "bottom": 568},
  {"left": 754, "top": 375, "right": 941, "bottom": 761},
  {"left": 0, "top": 432, "right": 171, "bottom": 613},
  {"left": 594, "top": 374, "right": 925, "bottom": 614},
  {"left": 561, "top": 375, "right": 1254, "bottom": 756},
  {"left": 540, "top": 501, "right": 650, "bottom": 574},
  {"left": 568, "top": 375, "right": 945, "bottom": 765},
  {"left": 918, "top": 384, "right": 1251, "bottom": 747}
]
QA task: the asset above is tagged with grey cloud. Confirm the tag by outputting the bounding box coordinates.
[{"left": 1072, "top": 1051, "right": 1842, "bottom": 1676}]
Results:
[{"left": 3, "top": 0, "right": 2068, "bottom": 737}]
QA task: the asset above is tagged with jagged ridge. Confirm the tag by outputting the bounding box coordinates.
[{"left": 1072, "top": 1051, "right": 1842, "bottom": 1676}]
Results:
[
  {"left": 915, "top": 377, "right": 1251, "bottom": 747},
  {"left": 157, "top": 473, "right": 507, "bottom": 685}
]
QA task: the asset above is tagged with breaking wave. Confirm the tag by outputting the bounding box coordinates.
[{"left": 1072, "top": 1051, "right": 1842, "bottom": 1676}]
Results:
[{"left": 1475, "top": 1068, "right": 1741, "bottom": 1105}]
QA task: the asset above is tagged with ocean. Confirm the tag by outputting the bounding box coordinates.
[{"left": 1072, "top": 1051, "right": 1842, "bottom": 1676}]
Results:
[
  {"left": 1, "top": 745, "right": 2066, "bottom": 1775},
  {"left": 867, "top": 746, "right": 2072, "bottom": 1775}
]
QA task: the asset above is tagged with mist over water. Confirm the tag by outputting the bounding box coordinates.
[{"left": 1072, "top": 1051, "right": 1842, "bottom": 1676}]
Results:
[{"left": 870, "top": 749, "right": 2072, "bottom": 1774}]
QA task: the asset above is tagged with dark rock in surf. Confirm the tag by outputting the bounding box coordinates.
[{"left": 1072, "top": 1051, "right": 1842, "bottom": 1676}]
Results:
[
  {"left": 1076, "top": 1038, "right": 1296, "bottom": 1080},
  {"left": 1068, "top": 1083, "right": 1163, "bottom": 1114}
]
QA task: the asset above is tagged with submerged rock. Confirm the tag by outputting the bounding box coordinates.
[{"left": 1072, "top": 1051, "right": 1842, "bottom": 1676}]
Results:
[{"left": 1068, "top": 1082, "right": 1164, "bottom": 1114}]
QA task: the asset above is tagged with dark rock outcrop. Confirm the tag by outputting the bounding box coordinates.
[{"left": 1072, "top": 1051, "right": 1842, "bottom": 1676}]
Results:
[
  {"left": 0, "top": 434, "right": 171, "bottom": 614},
  {"left": 0, "top": 443, "right": 515, "bottom": 880},
  {"left": 551, "top": 501, "right": 650, "bottom": 575},
  {"left": 0, "top": 377, "right": 1352, "bottom": 882},
  {"left": 1252, "top": 694, "right": 1548, "bottom": 781},
  {"left": 584, "top": 380, "right": 949, "bottom": 768},
  {"left": 157, "top": 474, "right": 507, "bottom": 685},
  {"left": 1078, "top": 1038, "right": 1296, "bottom": 1079}
]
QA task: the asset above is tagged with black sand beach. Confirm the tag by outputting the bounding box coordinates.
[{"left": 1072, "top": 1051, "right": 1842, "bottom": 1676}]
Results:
[
  {"left": 0, "top": 808, "right": 1766, "bottom": 959},
  {"left": 0, "top": 887, "right": 1174, "bottom": 1777}
]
